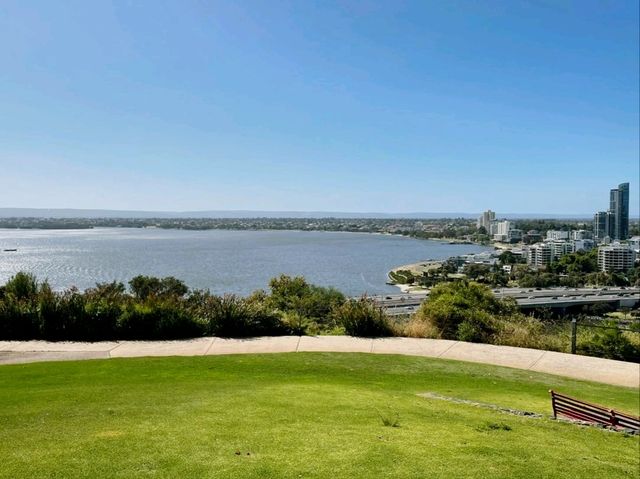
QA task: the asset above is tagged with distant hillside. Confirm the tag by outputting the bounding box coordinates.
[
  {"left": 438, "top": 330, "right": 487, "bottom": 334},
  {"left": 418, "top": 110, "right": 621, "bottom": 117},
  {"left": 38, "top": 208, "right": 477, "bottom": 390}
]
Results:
[{"left": 0, "top": 208, "right": 595, "bottom": 220}]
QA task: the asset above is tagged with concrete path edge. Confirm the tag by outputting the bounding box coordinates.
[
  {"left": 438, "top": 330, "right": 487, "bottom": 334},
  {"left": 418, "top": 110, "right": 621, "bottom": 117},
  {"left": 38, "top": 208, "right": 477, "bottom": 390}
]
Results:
[{"left": 0, "top": 336, "right": 637, "bottom": 388}]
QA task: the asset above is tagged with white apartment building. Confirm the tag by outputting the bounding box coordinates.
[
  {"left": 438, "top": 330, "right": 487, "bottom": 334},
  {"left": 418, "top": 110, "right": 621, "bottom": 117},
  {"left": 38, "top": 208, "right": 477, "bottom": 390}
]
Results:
[
  {"left": 493, "top": 220, "right": 512, "bottom": 242},
  {"left": 548, "top": 240, "right": 573, "bottom": 258},
  {"left": 546, "top": 230, "right": 569, "bottom": 241},
  {"left": 527, "top": 243, "right": 553, "bottom": 267},
  {"left": 570, "top": 230, "right": 593, "bottom": 240},
  {"left": 526, "top": 240, "right": 575, "bottom": 267},
  {"left": 597, "top": 244, "right": 636, "bottom": 272},
  {"left": 572, "top": 239, "right": 595, "bottom": 252}
]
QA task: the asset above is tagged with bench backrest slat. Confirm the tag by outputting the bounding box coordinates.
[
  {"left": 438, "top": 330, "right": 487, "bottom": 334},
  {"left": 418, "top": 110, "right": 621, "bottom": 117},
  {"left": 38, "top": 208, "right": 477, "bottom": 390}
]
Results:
[{"left": 549, "top": 390, "right": 639, "bottom": 432}]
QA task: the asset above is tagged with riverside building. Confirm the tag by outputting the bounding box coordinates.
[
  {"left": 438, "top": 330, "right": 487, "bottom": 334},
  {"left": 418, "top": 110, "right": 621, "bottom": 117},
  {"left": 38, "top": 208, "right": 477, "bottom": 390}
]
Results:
[
  {"left": 492, "top": 220, "right": 514, "bottom": 242},
  {"left": 477, "top": 210, "right": 495, "bottom": 231}
]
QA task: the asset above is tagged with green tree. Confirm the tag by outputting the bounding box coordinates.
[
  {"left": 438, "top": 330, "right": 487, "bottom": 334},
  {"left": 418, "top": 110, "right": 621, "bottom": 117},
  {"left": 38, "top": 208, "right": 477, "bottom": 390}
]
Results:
[
  {"left": 331, "top": 296, "right": 393, "bottom": 337},
  {"left": 4, "top": 272, "right": 39, "bottom": 301},
  {"left": 498, "top": 251, "right": 524, "bottom": 265},
  {"left": 267, "top": 275, "right": 345, "bottom": 326},
  {"left": 463, "top": 264, "right": 491, "bottom": 281},
  {"left": 128, "top": 276, "right": 188, "bottom": 300},
  {"left": 414, "top": 281, "right": 516, "bottom": 341}
]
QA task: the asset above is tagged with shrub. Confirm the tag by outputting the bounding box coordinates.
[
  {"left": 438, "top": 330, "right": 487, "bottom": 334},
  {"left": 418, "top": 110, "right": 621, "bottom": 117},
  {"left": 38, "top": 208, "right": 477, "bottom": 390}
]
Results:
[
  {"left": 83, "top": 282, "right": 127, "bottom": 340},
  {"left": 118, "top": 300, "right": 204, "bottom": 339},
  {"left": 128, "top": 276, "right": 189, "bottom": 300},
  {"left": 281, "top": 311, "right": 308, "bottom": 335},
  {"left": 267, "top": 275, "right": 345, "bottom": 326},
  {"left": 83, "top": 299, "right": 121, "bottom": 340},
  {"left": 332, "top": 297, "right": 393, "bottom": 337},
  {"left": 400, "top": 317, "right": 440, "bottom": 338},
  {"left": 493, "top": 316, "right": 564, "bottom": 352},
  {"left": 0, "top": 276, "right": 48, "bottom": 340},
  {"left": 39, "top": 285, "right": 89, "bottom": 341},
  {"left": 0, "top": 297, "right": 39, "bottom": 339},
  {"left": 456, "top": 311, "right": 496, "bottom": 343},
  {"left": 267, "top": 275, "right": 311, "bottom": 312},
  {"left": 203, "top": 294, "right": 288, "bottom": 337},
  {"left": 578, "top": 322, "right": 640, "bottom": 362},
  {"left": 4, "top": 272, "right": 39, "bottom": 301},
  {"left": 415, "top": 281, "right": 512, "bottom": 340}
]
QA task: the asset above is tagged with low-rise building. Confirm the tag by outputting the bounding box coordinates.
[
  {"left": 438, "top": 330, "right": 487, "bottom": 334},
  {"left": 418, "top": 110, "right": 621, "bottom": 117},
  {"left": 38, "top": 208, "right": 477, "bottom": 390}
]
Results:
[
  {"left": 522, "top": 230, "right": 543, "bottom": 244},
  {"left": 507, "top": 228, "right": 522, "bottom": 243},
  {"left": 573, "top": 239, "right": 595, "bottom": 252},
  {"left": 597, "top": 244, "right": 636, "bottom": 272},
  {"left": 570, "top": 230, "right": 593, "bottom": 240},
  {"left": 546, "top": 230, "right": 569, "bottom": 241},
  {"left": 492, "top": 220, "right": 522, "bottom": 243}
]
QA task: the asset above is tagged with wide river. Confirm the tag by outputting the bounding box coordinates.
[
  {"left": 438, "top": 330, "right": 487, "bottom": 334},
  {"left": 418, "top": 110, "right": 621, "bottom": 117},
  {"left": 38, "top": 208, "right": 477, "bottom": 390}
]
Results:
[{"left": 0, "top": 228, "right": 492, "bottom": 296}]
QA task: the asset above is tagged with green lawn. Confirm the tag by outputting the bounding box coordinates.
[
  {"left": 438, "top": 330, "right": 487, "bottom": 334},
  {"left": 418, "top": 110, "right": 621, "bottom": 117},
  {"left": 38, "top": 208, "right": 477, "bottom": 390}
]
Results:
[{"left": 0, "top": 353, "right": 638, "bottom": 478}]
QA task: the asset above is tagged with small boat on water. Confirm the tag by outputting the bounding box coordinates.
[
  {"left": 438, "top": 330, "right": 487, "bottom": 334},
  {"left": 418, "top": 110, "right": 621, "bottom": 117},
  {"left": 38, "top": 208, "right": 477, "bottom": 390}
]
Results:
[{"left": 3, "top": 248, "right": 17, "bottom": 252}]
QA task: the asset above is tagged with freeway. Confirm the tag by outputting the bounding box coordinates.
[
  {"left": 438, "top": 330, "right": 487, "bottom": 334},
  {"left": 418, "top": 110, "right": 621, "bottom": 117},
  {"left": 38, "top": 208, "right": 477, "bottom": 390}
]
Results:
[{"left": 372, "top": 287, "right": 640, "bottom": 316}]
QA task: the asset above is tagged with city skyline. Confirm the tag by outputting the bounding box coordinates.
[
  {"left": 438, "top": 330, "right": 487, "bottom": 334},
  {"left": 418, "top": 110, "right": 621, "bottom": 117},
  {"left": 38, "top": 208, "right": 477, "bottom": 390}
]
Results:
[
  {"left": 594, "top": 182, "right": 631, "bottom": 241},
  {"left": 1, "top": 1, "right": 638, "bottom": 214}
]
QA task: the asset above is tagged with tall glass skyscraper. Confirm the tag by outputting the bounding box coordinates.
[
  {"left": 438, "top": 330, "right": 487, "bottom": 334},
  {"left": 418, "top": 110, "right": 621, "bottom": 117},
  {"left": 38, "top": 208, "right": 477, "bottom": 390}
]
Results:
[
  {"left": 593, "top": 211, "right": 609, "bottom": 240},
  {"left": 608, "top": 182, "right": 629, "bottom": 240}
]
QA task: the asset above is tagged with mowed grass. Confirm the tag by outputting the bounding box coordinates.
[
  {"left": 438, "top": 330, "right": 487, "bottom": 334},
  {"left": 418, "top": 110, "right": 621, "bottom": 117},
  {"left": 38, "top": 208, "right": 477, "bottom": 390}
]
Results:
[{"left": 0, "top": 353, "right": 638, "bottom": 479}]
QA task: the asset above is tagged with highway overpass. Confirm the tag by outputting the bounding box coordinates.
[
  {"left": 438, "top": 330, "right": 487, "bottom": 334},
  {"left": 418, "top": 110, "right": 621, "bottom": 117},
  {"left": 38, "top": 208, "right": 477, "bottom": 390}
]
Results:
[{"left": 372, "top": 287, "right": 640, "bottom": 316}]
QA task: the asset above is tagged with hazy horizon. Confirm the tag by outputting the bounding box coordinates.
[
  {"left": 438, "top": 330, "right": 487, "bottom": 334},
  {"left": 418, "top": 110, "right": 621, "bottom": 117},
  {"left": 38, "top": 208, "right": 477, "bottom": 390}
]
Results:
[{"left": 0, "top": 207, "right": 610, "bottom": 220}]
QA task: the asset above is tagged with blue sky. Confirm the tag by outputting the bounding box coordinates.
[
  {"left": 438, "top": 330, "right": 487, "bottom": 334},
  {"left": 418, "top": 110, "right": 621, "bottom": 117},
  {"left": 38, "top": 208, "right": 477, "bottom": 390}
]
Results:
[{"left": 1, "top": 0, "right": 638, "bottom": 214}]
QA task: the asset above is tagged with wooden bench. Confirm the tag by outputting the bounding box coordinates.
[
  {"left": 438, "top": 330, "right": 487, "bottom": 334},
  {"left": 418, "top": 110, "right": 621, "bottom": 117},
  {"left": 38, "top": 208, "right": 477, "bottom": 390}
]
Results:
[{"left": 549, "top": 390, "right": 639, "bottom": 432}]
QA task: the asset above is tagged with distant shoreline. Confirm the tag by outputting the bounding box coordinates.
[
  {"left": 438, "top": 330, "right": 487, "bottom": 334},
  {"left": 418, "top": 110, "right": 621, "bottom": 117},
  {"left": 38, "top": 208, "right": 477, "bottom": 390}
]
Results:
[{"left": 0, "top": 208, "right": 600, "bottom": 220}]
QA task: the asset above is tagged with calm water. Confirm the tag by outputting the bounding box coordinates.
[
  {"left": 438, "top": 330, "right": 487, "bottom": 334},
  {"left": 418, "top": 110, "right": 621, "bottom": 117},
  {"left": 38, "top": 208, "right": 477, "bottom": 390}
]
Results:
[{"left": 0, "top": 228, "right": 492, "bottom": 296}]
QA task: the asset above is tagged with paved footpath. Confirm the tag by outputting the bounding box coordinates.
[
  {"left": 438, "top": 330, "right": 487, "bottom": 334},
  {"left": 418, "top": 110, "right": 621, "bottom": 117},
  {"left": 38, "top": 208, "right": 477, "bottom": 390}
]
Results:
[{"left": 0, "top": 336, "right": 638, "bottom": 388}]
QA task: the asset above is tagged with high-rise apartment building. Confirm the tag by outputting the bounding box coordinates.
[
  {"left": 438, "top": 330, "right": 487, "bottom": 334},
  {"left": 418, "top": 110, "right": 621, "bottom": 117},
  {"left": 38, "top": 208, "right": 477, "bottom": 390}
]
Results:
[
  {"left": 594, "top": 211, "right": 610, "bottom": 240},
  {"left": 617, "top": 182, "right": 629, "bottom": 240},
  {"left": 477, "top": 210, "right": 495, "bottom": 231},
  {"left": 593, "top": 182, "right": 630, "bottom": 241},
  {"left": 608, "top": 182, "right": 629, "bottom": 240}
]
